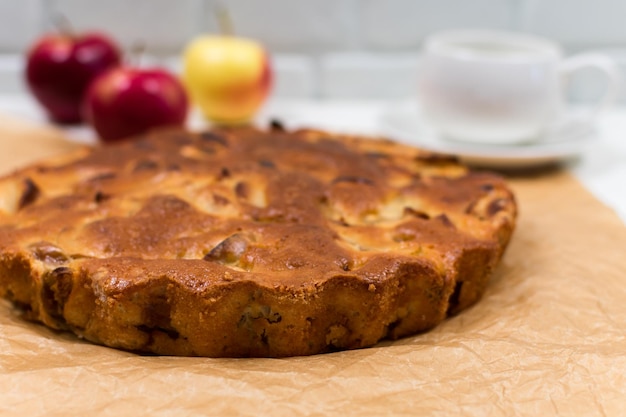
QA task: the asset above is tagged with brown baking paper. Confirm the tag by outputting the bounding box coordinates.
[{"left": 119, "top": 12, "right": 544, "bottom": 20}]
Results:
[{"left": 0, "top": 114, "right": 625, "bottom": 416}]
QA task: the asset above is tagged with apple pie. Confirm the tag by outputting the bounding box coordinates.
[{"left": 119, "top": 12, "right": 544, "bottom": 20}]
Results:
[{"left": 0, "top": 124, "right": 517, "bottom": 357}]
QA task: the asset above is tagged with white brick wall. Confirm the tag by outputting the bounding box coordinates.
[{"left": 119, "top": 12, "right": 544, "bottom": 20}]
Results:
[
  {"left": 0, "top": 0, "right": 44, "bottom": 52},
  {"left": 320, "top": 53, "right": 419, "bottom": 99},
  {"left": 1, "top": 0, "right": 626, "bottom": 100},
  {"left": 522, "top": 0, "right": 626, "bottom": 50},
  {"left": 360, "top": 0, "right": 519, "bottom": 49},
  {"left": 214, "top": 0, "right": 360, "bottom": 53},
  {"left": 51, "top": 0, "right": 204, "bottom": 55}
]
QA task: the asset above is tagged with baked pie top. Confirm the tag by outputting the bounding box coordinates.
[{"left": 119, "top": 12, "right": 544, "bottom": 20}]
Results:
[{"left": 0, "top": 125, "right": 516, "bottom": 357}]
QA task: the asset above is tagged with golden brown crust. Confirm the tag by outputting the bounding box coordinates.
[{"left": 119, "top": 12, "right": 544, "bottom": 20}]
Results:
[{"left": 0, "top": 125, "right": 517, "bottom": 357}]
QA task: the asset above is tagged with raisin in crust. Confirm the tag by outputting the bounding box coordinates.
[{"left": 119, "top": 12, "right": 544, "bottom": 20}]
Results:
[{"left": 0, "top": 126, "right": 517, "bottom": 357}]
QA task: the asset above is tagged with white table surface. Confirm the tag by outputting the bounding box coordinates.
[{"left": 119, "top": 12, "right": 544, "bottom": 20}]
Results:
[{"left": 1, "top": 94, "right": 625, "bottom": 225}]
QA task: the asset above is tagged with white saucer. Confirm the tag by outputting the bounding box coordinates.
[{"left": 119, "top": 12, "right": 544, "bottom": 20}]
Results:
[{"left": 379, "top": 101, "right": 596, "bottom": 169}]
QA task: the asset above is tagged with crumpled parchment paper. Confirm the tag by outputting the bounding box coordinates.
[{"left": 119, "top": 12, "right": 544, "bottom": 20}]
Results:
[{"left": 0, "top": 115, "right": 624, "bottom": 416}]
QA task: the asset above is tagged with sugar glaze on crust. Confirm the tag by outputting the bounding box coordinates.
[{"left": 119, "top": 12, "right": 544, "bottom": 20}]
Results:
[{"left": 0, "top": 125, "right": 516, "bottom": 357}]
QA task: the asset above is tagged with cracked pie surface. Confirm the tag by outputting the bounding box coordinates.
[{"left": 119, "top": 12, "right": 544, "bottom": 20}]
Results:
[{"left": 0, "top": 125, "right": 517, "bottom": 357}]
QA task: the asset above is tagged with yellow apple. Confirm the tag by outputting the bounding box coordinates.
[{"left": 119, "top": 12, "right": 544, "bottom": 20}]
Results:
[{"left": 182, "top": 35, "right": 272, "bottom": 124}]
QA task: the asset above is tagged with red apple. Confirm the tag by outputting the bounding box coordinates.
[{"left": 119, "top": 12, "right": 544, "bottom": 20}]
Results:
[
  {"left": 25, "top": 32, "right": 121, "bottom": 124},
  {"left": 83, "top": 66, "right": 189, "bottom": 142}
]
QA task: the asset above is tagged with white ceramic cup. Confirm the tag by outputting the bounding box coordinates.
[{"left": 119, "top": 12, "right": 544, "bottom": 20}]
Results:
[{"left": 417, "top": 29, "right": 622, "bottom": 145}]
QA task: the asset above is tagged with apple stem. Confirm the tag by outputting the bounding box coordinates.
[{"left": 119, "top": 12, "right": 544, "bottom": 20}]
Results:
[
  {"left": 130, "top": 41, "right": 146, "bottom": 67},
  {"left": 214, "top": 4, "right": 234, "bottom": 36},
  {"left": 52, "top": 13, "right": 75, "bottom": 37}
]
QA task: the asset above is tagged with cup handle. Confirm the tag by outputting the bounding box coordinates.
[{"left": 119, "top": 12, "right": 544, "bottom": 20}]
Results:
[{"left": 555, "top": 53, "right": 622, "bottom": 129}]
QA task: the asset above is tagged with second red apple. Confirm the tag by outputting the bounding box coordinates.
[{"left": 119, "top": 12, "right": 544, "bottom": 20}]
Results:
[{"left": 83, "top": 67, "right": 189, "bottom": 142}]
